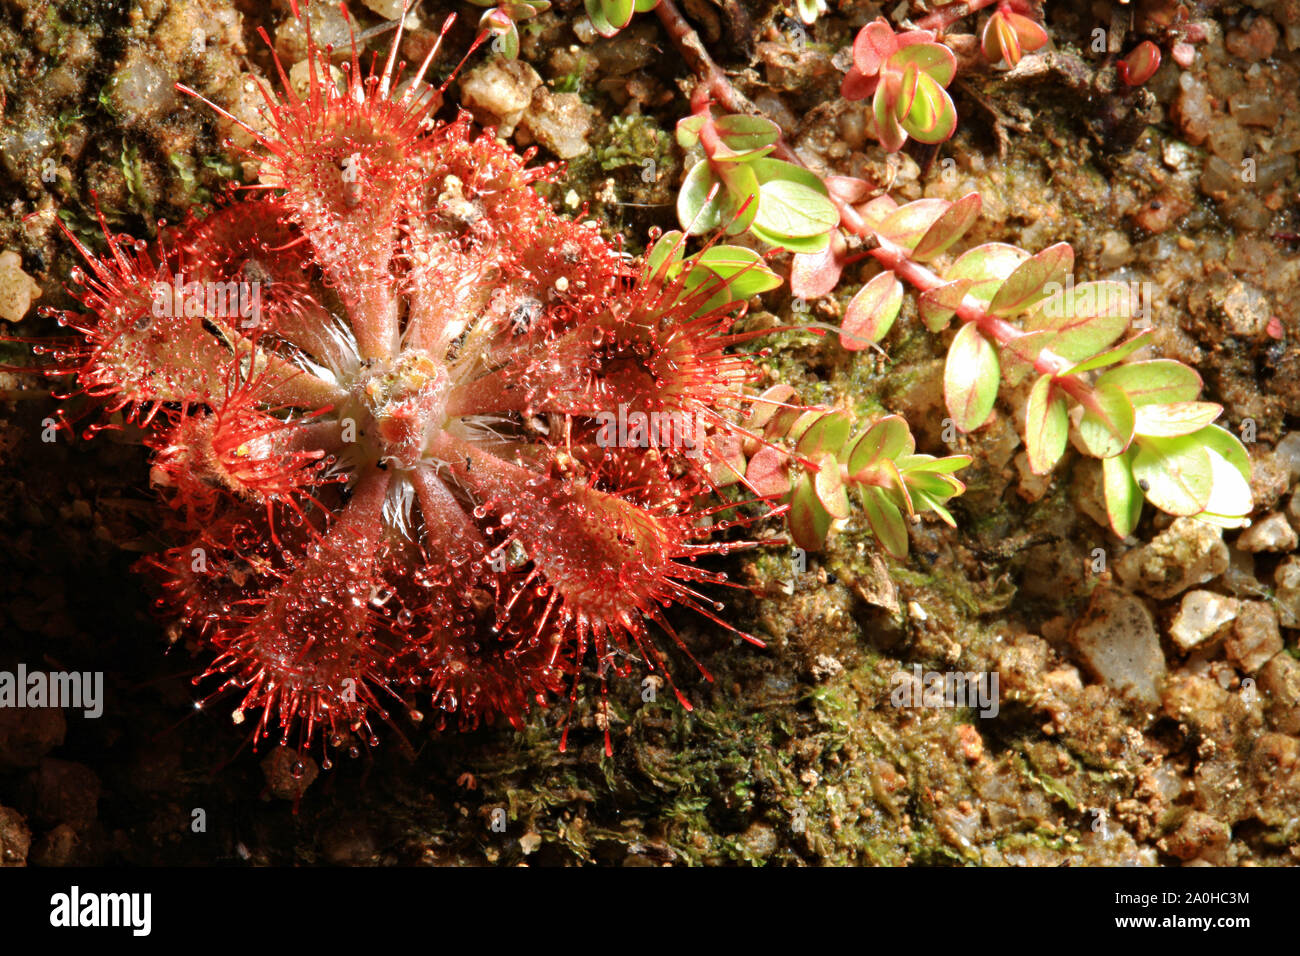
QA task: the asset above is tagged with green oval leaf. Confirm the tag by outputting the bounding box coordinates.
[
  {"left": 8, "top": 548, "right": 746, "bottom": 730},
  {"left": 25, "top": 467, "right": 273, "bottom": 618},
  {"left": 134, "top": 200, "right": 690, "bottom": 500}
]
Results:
[
  {"left": 912, "top": 191, "right": 982, "bottom": 262},
  {"left": 860, "top": 485, "right": 909, "bottom": 558},
  {"left": 1131, "top": 434, "right": 1215, "bottom": 517},
  {"left": 1096, "top": 360, "right": 1202, "bottom": 406},
  {"left": 847, "top": 415, "right": 914, "bottom": 477},
  {"left": 796, "top": 410, "right": 853, "bottom": 458},
  {"left": 988, "top": 241, "right": 1074, "bottom": 317},
  {"left": 943, "top": 323, "right": 1000, "bottom": 433},
  {"left": 918, "top": 277, "right": 973, "bottom": 332},
  {"left": 945, "top": 242, "right": 1030, "bottom": 306},
  {"left": 1075, "top": 381, "right": 1136, "bottom": 459},
  {"left": 841, "top": 270, "right": 904, "bottom": 349},
  {"left": 1025, "top": 374, "right": 1068, "bottom": 474},
  {"left": 789, "top": 473, "right": 834, "bottom": 551},
  {"left": 1102, "top": 449, "right": 1143, "bottom": 538},
  {"left": 1132, "top": 401, "right": 1222, "bottom": 438}
]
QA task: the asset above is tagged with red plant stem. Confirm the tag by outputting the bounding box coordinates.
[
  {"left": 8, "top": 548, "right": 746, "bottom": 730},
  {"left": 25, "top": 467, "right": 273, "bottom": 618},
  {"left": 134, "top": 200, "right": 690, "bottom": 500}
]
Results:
[{"left": 659, "top": 0, "right": 1092, "bottom": 406}]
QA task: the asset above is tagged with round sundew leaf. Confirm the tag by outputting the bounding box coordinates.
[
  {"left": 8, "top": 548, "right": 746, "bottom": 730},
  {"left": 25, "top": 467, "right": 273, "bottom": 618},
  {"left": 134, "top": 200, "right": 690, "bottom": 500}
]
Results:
[
  {"left": 790, "top": 234, "right": 847, "bottom": 300},
  {"left": 988, "top": 241, "right": 1074, "bottom": 317},
  {"left": 1194, "top": 424, "right": 1252, "bottom": 485},
  {"left": 1075, "top": 381, "right": 1135, "bottom": 459},
  {"left": 745, "top": 384, "right": 798, "bottom": 431},
  {"left": 945, "top": 242, "right": 1031, "bottom": 306},
  {"left": 813, "top": 452, "right": 851, "bottom": 519},
  {"left": 1102, "top": 449, "right": 1143, "bottom": 538},
  {"left": 901, "top": 73, "right": 957, "bottom": 144},
  {"left": 1131, "top": 433, "right": 1215, "bottom": 516},
  {"left": 943, "top": 323, "right": 1000, "bottom": 433},
  {"left": 918, "top": 277, "right": 974, "bottom": 332},
  {"left": 860, "top": 485, "right": 909, "bottom": 558},
  {"left": 796, "top": 410, "right": 853, "bottom": 458},
  {"left": 1096, "top": 359, "right": 1202, "bottom": 406},
  {"left": 876, "top": 198, "right": 950, "bottom": 252},
  {"left": 841, "top": 270, "right": 904, "bottom": 350},
  {"left": 887, "top": 40, "right": 957, "bottom": 87},
  {"left": 912, "top": 191, "right": 982, "bottom": 262},
  {"left": 846, "top": 415, "right": 914, "bottom": 476},
  {"left": 1060, "top": 330, "right": 1154, "bottom": 377},
  {"left": 789, "top": 473, "right": 834, "bottom": 551},
  {"left": 745, "top": 445, "right": 792, "bottom": 498},
  {"left": 1132, "top": 401, "right": 1222, "bottom": 438},
  {"left": 1025, "top": 374, "right": 1069, "bottom": 474}
]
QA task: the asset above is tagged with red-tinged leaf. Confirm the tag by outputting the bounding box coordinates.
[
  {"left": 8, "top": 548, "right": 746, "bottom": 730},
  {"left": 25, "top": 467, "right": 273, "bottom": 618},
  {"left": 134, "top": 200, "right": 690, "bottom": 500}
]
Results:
[
  {"left": 841, "top": 67, "right": 878, "bottom": 101},
  {"left": 853, "top": 18, "right": 897, "bottom": 78},
  {"left": 877, "top": 198, "right": 950, "bottom": 252},
  {"left": 945, "top": 242, "right": 1030, "bottom": 306},
  {"left": 894, "top": 61, "right": 921, "bottom": 122},
  {"left": 786, "top": 409, "right": 828, "bottom": 445},
  {"left": 813, "top": 452, "right": 850, "bottom": 518},
  {"left": 912, "top": 192, "right": 982, "bottom": 262},
  {"left": 789, "top": 473, "right": 834, "bottom": 551},
  {"left": 1132, "top": 401, "right": 1222, "bottom": 438},
  {"left": 888, "top": 41, "right": 957, "bottom": 87},
  {"left": 1103, "top": 450, "right": 1143, "bottom": 538},
  {"left": 1197, "top": 424, "right": 1252, "bottom": 485},
  {"left": 745, "top": 445, "right": 792, "bottom": 498},
  {"left": 872, "top": 74, "right": 908, "bottom": 152},
  {"left": 1007, "top": 12, "right": 1049, "bottom": 54},
  {"left": 825, "top": 176, "right": 874, "bottom": 205},
  {"left": 988, "top": 241, "right": 1074, "bottom": 317},
  {"left": 856, "top": 194, "right": 898, "bottom": 229},
  {"left": 1025, "top": 374, "right": 1068, "bottom": 474},
  {"left": 707, "top": 433, "right": 747, "bottom": 486},
  {"left": 847, "top": 415, "right": 914, "bottom": 477},
  {"left": 982, "top": 11, "right": 1021, "bottom": 66},
  {"left": 745, "top": 384, "right": 798, "bottom": 431},
  {"left": 1096, "top": 360, "right": 1202, "bottom": 406},
  {"left": 842, "top": 270, "right": 904, "bottom": 349},
  {"left": 943, "top": 323, "right": 1000, "bottom": 432},
  {"left": 1024, "top": 279, "right": 1133, "bottom": 361},
  {"left": 1060, "top": 330, "right": 1154, "bottom": 377},
  {"left": 1075, "top": 381, "right": 1135, "bottom": 458},
  {"left": 902, "top": 73, "right": 957, "bottom": 144},
  {"left": 1120, "top": 40, "right": 1161, "bottom": 86},
  {"left": 765, "top": 404, "right": 804, "bottom": 440},
  {"left": 861, "top": 485, "right": 909, "bottom": 558},
  {"left": 796, "top": 410, "right": 852, "bottom": 457},
  {"left": 998, "top": 329, "right": 1056, "bottom": 386},
  {"left": 918, "top": 277, "right": 973, "bottom": 332},
  {"left": 1131, "top": 434, "right": 1214, "bottom": 516},
  {"left": 790, "top": 233, "right": 847, "bottom": 299},
  {"left": 713, "top": 115, "right": 781, "bottom": 156}
]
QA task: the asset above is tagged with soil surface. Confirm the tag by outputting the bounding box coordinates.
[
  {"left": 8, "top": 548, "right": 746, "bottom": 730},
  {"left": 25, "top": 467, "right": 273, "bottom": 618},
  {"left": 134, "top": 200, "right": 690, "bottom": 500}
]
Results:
[{"left": 0, "top": 0, "right": 1298, "bottom": 865}]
